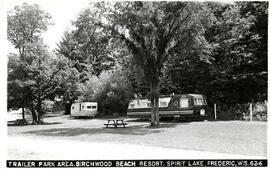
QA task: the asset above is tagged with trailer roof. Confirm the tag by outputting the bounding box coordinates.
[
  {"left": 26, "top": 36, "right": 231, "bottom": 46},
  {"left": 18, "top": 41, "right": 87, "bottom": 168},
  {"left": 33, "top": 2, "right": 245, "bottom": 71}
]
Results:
[
  {"left": 188, "top": 94, "right": 204, "bottom": 98},
  {"left": 130, "top": 94, "right": 205, "bottom": 100},
  {"left": 72, "top": 102, "right": 97, "bottom": 105}
]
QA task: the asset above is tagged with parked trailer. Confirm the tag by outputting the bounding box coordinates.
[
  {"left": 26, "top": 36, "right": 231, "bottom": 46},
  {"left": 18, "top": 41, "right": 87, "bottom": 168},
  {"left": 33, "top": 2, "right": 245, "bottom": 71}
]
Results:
[
  {"left": 70, "top": 102, "right": 98, "bottom": 117},
  {"left": 127, "top": 94, "right": 207, "bottom": 120}
]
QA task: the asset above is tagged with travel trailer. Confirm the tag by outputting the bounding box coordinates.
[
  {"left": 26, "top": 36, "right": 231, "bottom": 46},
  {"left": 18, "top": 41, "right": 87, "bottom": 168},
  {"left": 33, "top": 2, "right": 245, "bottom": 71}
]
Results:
[
  {"left": 70, "top": 102, "right": 98, "bottom": 117},
  {"left": 127, "top": 94, "right": 207, "bottom": 120}
]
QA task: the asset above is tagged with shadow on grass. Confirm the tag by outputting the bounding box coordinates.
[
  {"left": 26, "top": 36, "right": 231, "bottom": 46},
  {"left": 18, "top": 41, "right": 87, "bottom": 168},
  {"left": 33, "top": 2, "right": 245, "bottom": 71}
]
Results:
[
  {"left": 67, "top": 116, "right": 95, "bottom": 120},
  {"left": 8, "top": 121, "right": 62, "bottom": 127},
  {"left": 24, "top": 123, "right": 178, "bottom": 137},
  {"left": 7, "top": 123, "right": 28, "bottom": 127},
  {"left": 41, "top": 122, "right": 63, "bottom": 125}
]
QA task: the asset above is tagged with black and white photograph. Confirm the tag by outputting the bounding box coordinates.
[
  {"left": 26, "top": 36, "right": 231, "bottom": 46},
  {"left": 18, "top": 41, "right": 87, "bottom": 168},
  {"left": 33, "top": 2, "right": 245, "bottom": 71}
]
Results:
[{"left": 1, "top": 0, "right": 268, "bottom": 169}]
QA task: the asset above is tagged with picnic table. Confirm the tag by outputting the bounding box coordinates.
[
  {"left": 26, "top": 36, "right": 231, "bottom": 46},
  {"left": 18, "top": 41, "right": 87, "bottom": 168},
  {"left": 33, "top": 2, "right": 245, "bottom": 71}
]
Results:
[{"left": 104, "top": 119, "right": 128, "bottom": 128}]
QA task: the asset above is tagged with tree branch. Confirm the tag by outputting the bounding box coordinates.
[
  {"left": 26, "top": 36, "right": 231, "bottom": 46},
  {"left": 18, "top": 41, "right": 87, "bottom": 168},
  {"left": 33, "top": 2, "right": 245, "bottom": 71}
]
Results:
[
  {"left": 96, "top": 22, "right": 144, "bottom": 57},
  {"left": 167, "top": 4, "right": 187, "bottom": 35}
]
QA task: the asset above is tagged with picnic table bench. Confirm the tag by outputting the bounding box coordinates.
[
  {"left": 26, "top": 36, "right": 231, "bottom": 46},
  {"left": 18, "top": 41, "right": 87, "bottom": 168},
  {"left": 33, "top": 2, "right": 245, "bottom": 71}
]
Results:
[{"left": 104, "top": 119, "right": 128, "bottom": 128}]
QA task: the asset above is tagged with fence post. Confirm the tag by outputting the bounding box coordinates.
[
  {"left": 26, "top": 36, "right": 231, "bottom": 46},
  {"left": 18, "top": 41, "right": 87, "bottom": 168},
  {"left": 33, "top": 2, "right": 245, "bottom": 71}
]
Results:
[
  {"left": 214, "top": 104, "right": 217, "bottom": 120},
  {"left": 249, "top": 103, "right": 253, "bottom": 122}
]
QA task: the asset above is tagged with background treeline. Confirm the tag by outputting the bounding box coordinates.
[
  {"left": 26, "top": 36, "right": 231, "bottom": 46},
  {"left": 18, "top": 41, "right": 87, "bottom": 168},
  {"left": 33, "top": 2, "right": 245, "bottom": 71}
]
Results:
[{"left": 8, "top": 1, "right": 267, "bottom": 123}]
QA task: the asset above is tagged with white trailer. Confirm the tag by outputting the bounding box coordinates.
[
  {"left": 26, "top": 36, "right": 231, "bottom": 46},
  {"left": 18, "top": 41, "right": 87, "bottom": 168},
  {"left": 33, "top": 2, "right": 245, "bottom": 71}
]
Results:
[{"left": 70, "top": 102, "right": 98, "bottom": 117}]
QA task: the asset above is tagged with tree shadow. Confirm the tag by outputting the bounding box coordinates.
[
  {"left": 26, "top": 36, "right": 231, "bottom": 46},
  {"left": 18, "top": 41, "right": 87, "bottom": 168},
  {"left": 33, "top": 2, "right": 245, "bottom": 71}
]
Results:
[
  {"left": 7, "top": 123, "right": 28, "bottom": 127},
  {"left": 126, "top": 118, "right": 193, "bottom": 123},
  {"left": 145, "top": 123, "right": 181, "bottom": 129},
  {"left": 8, "top": 121, "right": 62, "bottom": 127},
  {"left": 126, "top": 119, "right": 150, "bottom": 122},
  {"left": 24, "top": 123, "right": 178, "bottom": 137},
  {"left": 67, "top": 116, "right": 95, "bottom": 120},
  {"left": 41, "top": 122, "right": 63, "bottom": 125}
]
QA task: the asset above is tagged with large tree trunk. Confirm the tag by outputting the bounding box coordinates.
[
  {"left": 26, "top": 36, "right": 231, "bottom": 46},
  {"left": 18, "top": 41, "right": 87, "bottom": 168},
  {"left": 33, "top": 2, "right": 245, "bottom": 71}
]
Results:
[
  {"left": 150, "top": 95, "right": 156, "bottom": 125},
  {"left": 22, "top": 107, "right": 25, "bottom": 120},
  {"left": 154, "top": 94, "right": 160, "bottom": 126},
  {"left": 31, "top": 106, "right": 38, "bottom": 124},
  {"left": 150, "top": 79, "right": 160, "bottom": 126},
  {"left": 36, "top": 100, "right": 43, "bottom": 124}
]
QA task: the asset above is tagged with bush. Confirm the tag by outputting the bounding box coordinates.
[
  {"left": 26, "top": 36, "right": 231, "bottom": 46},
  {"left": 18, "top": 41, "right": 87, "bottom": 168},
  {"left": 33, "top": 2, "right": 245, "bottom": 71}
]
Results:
[
  {"left": 42, "top": 100, "right": 55, "bottom": 113},
  {"left": 251, "top": 101, "right": 267, "bottom": 121},
  {"left": 214, "top": 104, "right": 248, "bottom": 120},
  {"left": 211, "top": 101, "right": 267, "bottom": 121},
  {"left": 79, "top": 69, "right": 134, "bottom": 116}
]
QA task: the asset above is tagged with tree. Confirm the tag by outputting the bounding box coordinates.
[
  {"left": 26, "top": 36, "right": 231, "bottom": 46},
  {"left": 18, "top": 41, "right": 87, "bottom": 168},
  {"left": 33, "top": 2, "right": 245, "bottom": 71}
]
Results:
[
  {"left": 7, "top": 53, "right": 32, "bottom": 119},
  {"left": 57, "top": 28, "right": 116, "bottom": 77},
  {"left": 77, "top": 67, "right": 133, "bottom": 115},
  {"left": 160, "top": 2, "right": 268, "bottom": 108},
  {"left": 75, "top": 1, "right": 215, "bottom": 126},
  {"left": 204, "top": 1, "right": 268, "bottom": 104},
  {"left": 7, "top": 3, "right": 71, "bottom": 124},
  {"left": 60, "top": 59, "right": 82, "bottom": 115},
  {"left": 8, "top": 38, "right": 70, "bottom": 124},
  {"left": 57, "top": 24, "right": 132, "bottom": 114},
  {"left": 27, "top": 40, "right": 70, "bottom": 123},
  {"left": 8, "top": 3, "right": 52, "bottom": 57},
  {"left": 7, "top": 3, "right": 52, "bottom": 120}
]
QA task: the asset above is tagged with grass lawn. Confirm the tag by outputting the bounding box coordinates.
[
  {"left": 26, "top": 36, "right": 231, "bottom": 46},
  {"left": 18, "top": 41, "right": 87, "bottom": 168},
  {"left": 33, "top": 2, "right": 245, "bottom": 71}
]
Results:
[{"left": 8, "top": 114, "right": 267, "bottom": 159}]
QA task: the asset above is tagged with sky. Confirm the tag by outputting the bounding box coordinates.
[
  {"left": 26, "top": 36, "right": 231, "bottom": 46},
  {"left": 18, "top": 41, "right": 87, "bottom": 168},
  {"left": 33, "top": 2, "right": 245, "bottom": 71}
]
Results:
[
  {"left": 5, "top": 0, "right": 91, "bottom": 52},
  {"left": 3, "top": 0, "right": 240, "bottom": 53},
  {"left": 3, "top": 0, "right": 239, "bottom": 52},
  {"left": 0, "top": 0, "right": 92, "bottom": 131}
]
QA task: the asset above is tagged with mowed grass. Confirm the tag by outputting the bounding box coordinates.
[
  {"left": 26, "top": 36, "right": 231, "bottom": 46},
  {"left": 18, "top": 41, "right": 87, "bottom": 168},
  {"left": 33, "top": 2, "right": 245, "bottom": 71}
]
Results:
[{"left": 8, "top": 115, "right": 267, "bottom": 157}]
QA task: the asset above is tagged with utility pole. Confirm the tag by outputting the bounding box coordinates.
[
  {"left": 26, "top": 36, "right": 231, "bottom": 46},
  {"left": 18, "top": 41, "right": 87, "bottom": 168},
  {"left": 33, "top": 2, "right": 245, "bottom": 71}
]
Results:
[
  {"left": 250, "top": 103, "right": 253, "bottom": 122},
  {"left": 214, "top": 103, "right": 217, "bottom": 120}
]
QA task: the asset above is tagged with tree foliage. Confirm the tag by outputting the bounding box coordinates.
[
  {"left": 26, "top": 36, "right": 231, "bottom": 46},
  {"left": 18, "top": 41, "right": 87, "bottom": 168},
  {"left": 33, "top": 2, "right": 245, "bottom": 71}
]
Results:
[
  {"left": 71, "top": 1, "right": 216, "bottom": 126},
  {"left": 60, "top": 1, "right": 267, "bottom": 121},
  {"left": 7, "top": 3, "right": 70, "bottom": 124},
  {"left": 7, "top": 3, "right": 52, "bottom": 57},
  {"left": 77, "top": 68, "right": 133, "bottom": 115},
  {"left": 57, "top": 27, "right": 116, "bottom": 77},
  {"left": 8, "top": 1, "right": 267, "bottom": 124},
  {"left": 161, "top": 1, "right": 268, "bottom": 107},
  {"left": 8, "top": 38, "right": 70, "bottom": 123}
]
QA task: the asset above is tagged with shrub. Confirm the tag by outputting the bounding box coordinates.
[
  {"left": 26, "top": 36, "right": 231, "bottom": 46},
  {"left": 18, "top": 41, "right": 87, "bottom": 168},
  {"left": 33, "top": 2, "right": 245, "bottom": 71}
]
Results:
[
  {"left": 211, "top": 101, "right": 267, "bottom": 121},
  {"left": 251, "top": 101, "right": 267, "bottom": 121},
  {"left": 79, "top": 69, "right": 134, "bottom": 116},
  {"left": 42, "top": 100, "right": 55, "bottom": 113}
]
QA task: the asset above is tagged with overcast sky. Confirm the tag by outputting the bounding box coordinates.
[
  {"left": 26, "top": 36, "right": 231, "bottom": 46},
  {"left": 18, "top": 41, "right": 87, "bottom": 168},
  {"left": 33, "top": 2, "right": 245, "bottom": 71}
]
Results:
[
  {"left": 4, "top": 0, "right": 237, "bottom": 53},
  {"left": 5, "top": 0, "right": 91, "bottom": 52}
]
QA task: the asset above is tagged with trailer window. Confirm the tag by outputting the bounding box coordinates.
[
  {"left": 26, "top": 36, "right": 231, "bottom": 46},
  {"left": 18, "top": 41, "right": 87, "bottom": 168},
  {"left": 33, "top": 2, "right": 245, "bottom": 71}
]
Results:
[
  {"left": 159, "top": 97, "right": 171, "bottom": 108},
  {"left": 180, "top": 98, "right": 189, "bottom": 108},
  {"left": 160, "top": 102, "right": 167, "bottom": 107},
  {"left": 203, "top": 99, "right": 207, "bottom": 105},
  {"left": 87, "top": 106, "right": 97, "bottom": 109},
  {"left": 194, "top": 98, "right": 203, "bottom": 105}
]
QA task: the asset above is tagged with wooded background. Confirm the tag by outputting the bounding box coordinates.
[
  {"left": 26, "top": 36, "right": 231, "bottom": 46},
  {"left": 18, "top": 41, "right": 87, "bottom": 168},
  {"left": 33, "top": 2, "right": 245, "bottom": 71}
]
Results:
[{"left": 7, "top": 1, "right": 267, "bottom": 124}]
